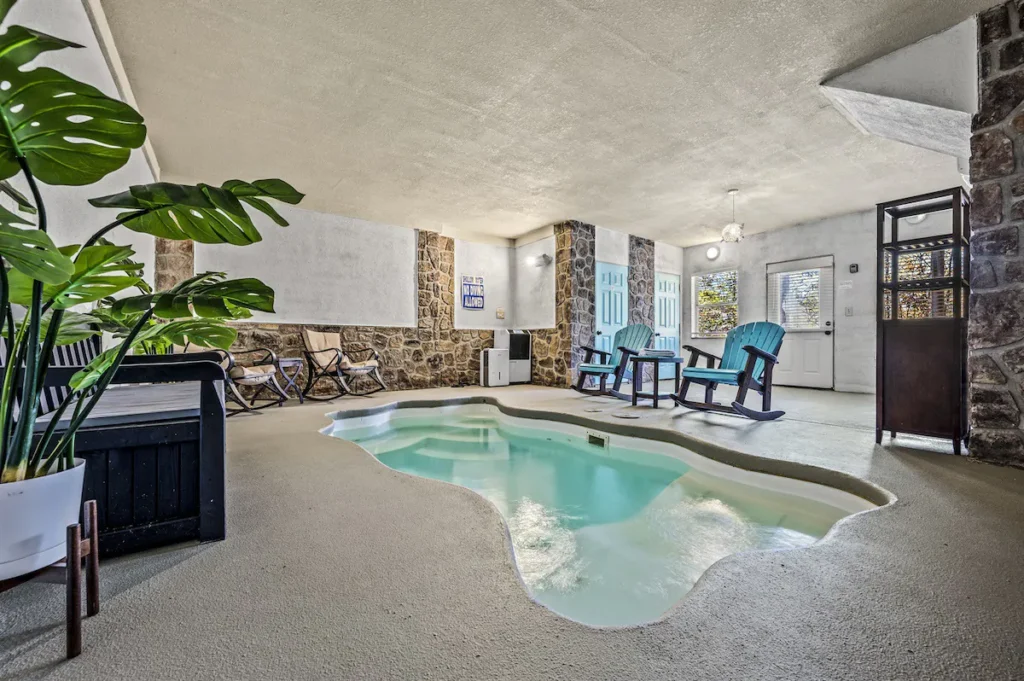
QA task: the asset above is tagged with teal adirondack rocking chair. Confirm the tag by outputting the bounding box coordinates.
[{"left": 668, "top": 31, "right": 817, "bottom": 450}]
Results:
[
  {"left": 574, "top": 324, "right": 654, "bottom": 397},
  {"left": 673, "top": 321, "right": 786, "bottom": 421}
]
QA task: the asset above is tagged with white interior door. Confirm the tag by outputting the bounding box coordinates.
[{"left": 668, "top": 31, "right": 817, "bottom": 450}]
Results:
[
  {"left": 767, "top": 256, "right": 834, "bottom": 389},
  {"left": 654, "top": 272, "right": 680, "bottom": 379}
]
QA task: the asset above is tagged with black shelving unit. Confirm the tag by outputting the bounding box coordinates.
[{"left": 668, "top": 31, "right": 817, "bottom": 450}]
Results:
[{"left": 876, "top": 187, "right": 970, "bottom": 454}]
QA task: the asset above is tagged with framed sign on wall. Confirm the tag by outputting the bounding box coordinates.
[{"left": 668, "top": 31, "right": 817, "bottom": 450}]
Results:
[{"left": 462, "top": 276, "right": 485, "bottom": 309}]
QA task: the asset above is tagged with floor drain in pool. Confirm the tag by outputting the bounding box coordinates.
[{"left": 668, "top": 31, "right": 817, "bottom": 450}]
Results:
[{"left": 611, "top": 412, "right": 641, "bottom": 419}]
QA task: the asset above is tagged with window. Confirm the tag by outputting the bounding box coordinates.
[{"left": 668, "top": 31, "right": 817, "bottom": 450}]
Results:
[
  {"left": 692, "top": 270, "right": 738, "bottom": 338},
  {"left": 766, "top": 257, "right": 834, "bottom": 331},
  {"left": 769, "top": 268, "right": 821, "bottom": 330}
]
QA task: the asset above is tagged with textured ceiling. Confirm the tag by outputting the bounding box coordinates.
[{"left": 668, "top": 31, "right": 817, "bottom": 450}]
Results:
[{"left": 98, "top": 0, "right": 993, "bottom": 246}]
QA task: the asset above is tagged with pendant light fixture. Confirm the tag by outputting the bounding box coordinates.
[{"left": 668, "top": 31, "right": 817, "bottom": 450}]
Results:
[{"left": 721, "top": 189, "right": 745, "bottom": 243}]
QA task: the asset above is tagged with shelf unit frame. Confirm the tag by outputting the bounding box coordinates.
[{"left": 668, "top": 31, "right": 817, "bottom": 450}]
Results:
[{"left": 876, "top": 187, "right": 971, "bottom": 454}]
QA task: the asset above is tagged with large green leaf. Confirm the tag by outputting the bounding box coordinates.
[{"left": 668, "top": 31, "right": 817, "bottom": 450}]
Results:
[
  {"left": 0, "top": 223, "right": 73, "bottom": 284},
  {"left": 111, "top": 273, "right": 274, "bottom": 319},
  {"left": 0, "top": 21, "right": 146, "bottom": 185},
  {"left": 39, "top": 310, "right": 98, "bottom": 346},
  {"left": 89, "top": 179, "right": 304, "bottom": 244},
  {"left": 70, "top": 319, "right": 236, "bottom": 391},
  {"left": 0, "top": 180, "right": 35, "bottom": 213},
  {"left": 8, "top": 244, "right": 141, "bottom": 308}
]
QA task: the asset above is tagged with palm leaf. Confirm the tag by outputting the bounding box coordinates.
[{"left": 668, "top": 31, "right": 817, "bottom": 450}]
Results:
[
  {"left": 111, "top": 273, "right": 274, "bottom": 319},
  {"left": 0, "top": 21, "right": 146, "bottom": 185},
  {"left": 0, "top": 224, "right": 74, "bottom": 284},
  {"left": 7, "top": 244, "right": 142, "bottom": 308},
  {"left": 70, "top": 319, "right": 236, "bottom": 392},
  {"left": 89, "top": 179, "right": 304, "bottom": 244},
  {"left": 0, "top": 180, "right": 35, "bottom": 213},
  {"left": 39, "top": 310, "right": 99, "bottom": 345}
]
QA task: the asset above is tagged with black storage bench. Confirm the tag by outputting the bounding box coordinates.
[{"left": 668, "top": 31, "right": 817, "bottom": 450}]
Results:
[{"left": 35, "top": 353, "right": 228, "bottom": 558}]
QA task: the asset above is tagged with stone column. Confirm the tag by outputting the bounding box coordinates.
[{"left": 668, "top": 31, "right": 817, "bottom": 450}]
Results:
[
  {"left": 970, "top": 1, "right": 1024, "bottom": 465},
  {"left": 565, "top": 221, "right": 596, "bottom": 386},
  {"left": 154, "top": 238, "right": 194, "bottom": 291},
  {"left": 628, "top": 235, "right": 656, "bottom": 382}
]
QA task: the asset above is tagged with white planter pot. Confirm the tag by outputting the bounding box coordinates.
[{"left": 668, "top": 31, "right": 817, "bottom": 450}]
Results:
[{"left": 0, "top": 459, "right": 85, "bottom": 581}]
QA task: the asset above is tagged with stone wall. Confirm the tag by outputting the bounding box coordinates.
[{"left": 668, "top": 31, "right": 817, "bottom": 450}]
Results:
[
  {"left": 628, "top": 235, "right": 655, "bottom": 381},
  {"left": 154, "top": 219, "right": 602, "bottom": 394},
  {"left": 233, "top": 231, "right": 491, "bottom": 393},
  {"left": 970, "top": 1, "right": 1024, "bottom": 465}
]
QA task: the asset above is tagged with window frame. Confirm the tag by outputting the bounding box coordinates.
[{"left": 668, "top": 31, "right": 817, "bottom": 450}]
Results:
[{"left": 691, "top": 268, "right": 739, "bottom": 339}]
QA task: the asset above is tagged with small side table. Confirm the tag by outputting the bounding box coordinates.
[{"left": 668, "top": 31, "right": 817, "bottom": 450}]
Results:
[
  {"left": 277, "top": 357, "right": 305, "bottom": 404},
  {"left": 628, "top": 355, "right": 687, "bottom": 408}
]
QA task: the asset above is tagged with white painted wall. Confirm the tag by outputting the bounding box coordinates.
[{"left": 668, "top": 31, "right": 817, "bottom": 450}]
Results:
[
  {"left": 196, "top": 206, "right": 418, "bottom": 326},
  {"left": 454, "top": 240, "right": 514, "bottom": 330},
  {"left": 512, "top": 236, "right": 556, "bottom": 329},
  {"left": 682, "top": 211, "right": 876, "bottom": 393},
  {"left": 655, "top": 242, "right": 684, "bottom": 275},
  {"left": 595, "top": 226, "right": 629, "bottom": 266},
  {"left": 4, "top": 0, "right": 156, "bottom": 283}
]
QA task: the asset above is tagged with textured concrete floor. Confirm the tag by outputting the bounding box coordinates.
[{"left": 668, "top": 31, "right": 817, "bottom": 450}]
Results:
[{"left": 2, "top": 385, "right": 1023, "bottom": 680}]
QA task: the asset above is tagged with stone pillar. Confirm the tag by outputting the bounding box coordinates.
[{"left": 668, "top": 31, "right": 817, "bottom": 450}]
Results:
[
  {"left": 531, "top": 221, "right": 595, "bottom": 387},
  {"left": 970, "top": 1, "right": 1024, "bottom": 465},
  {"left": 564, "top": 221, "right": 596, "bottom": 386},
  {"left": 154, "top": 238, "right": 194, "bottom": 291},
  {"left": 628, "top": 235, "right": 655, "bottom": 381}
]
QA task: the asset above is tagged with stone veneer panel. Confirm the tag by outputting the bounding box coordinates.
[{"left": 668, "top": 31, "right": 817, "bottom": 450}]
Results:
[
  {"left": 154, "top": 238, "right": 194, "bottom": 291},
  {"left": 970, "top": 1, "right": 1024, "bottom": 465},
  {"left": 628, "top": 235, "right": 655, "bottom": 381},
  {"left": 566, "top": 221, "right": 596, "bottom": 386}
]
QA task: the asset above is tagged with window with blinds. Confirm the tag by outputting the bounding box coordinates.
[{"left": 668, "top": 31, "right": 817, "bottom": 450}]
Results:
[
  {"left": 767, "top": 257, "right": 834, "bottom": 331},
  {"left": 692, "top": 270, "right": 738, "bottom": 338}
]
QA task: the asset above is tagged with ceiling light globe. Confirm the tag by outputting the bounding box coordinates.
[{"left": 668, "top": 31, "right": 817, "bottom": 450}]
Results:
[
  {"left": 721, "top": 222, "right": 744, "bottom": 243},
  {"left": 706, "top": 245, "right": 720, "bottom": 260}
]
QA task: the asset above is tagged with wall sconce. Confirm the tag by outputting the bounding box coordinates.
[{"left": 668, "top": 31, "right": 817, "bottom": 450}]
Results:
[
  {"left": 706, "top": 245, "right": 720, "bottom": 261},
  {"left": 525, "top": 254, "right": 552, "bottom": 267}
]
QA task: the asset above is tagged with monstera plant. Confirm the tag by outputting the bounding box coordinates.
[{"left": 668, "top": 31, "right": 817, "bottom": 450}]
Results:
[{"left": 0, "top": 0, "right": 301, "bottom": 577}]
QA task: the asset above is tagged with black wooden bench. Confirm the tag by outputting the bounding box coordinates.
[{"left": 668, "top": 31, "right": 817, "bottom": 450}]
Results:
[{"left": 19, "top": 340, "right": 229, "bottom": 558}]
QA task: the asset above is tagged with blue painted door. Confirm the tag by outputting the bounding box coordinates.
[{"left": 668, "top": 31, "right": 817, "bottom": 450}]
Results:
[
  {"left": 654, "top": 272, "right": 681, "bottom": 379},
  {"left": 595, "top": 262, "right": 628, "bottom": 358}
]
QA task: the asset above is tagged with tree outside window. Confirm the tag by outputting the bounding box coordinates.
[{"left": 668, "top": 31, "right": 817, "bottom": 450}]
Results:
[{"left": 692, "top": 270, "right": 738, "bottom": 338}]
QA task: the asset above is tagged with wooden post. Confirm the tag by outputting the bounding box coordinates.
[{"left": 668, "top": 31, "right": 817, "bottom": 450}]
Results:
[
  {"left": 66, "top": 523, "right": 82, "bottom": 658},
  {"left": 84, "top": 500, "right": 100, "bottom": 617}
]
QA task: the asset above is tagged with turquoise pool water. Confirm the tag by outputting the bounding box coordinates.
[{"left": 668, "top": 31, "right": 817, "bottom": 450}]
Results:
[{"left": 332, "top": 408, "right": 869, "bottom": 627}]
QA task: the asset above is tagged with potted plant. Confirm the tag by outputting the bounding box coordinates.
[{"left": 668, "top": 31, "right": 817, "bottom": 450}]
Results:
[{"left": 0, "top": 0, "right": 302, "bottom": 580}]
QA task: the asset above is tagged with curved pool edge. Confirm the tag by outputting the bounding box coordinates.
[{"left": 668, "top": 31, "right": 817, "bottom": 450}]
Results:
[{"left": 322, "top": 395, "right": 896, "bottom": 510}]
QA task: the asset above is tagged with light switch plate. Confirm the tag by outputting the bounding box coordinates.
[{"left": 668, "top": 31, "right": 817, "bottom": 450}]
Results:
[
  {"left": 845, "top": 306, "right": 854, "bottom": 317},
  {"left": 496, "top": 307, "right": 505, "bottom": 320}
]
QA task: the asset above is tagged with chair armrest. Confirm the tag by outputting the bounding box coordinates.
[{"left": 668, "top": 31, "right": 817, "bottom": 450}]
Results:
[
  {"left": 230, "top": 346, "right": 278, "bottom": 366},
  {"left": 681, "top": 345, "right": 721, "bottom": 361},
  {"left": 304, "top": 346, "right": 342, "bottom": 370},
  {"left": 345, "top": 346, "right": 380, "bottom": 362},
  {"left": 579, "top": 345, "right": 610, "bottom": 361},
  {"left": 741, "top": 344, "right": 779, "bottom": 364},
  {"left": 616, "top": 346, "right": 641, "bottom": 357}
]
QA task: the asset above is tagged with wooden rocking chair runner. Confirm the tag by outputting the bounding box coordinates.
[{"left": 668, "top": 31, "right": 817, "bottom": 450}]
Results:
[
  {"left": 573, "top": 323, "right": 654, "bottom": 397},
  {"left": 300, "top": 329, "right": 387, "bottom": 400},
  {"left": 673, "top": 321, "right": 786, "bottom": 421},
  {"left": 173, "top": 344, "right": 287, "bottom": 416}
]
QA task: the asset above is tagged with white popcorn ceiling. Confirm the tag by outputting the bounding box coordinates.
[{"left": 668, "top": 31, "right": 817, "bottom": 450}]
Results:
[{"left": 98, "top": 0, "right": 990, "bottom": 246}]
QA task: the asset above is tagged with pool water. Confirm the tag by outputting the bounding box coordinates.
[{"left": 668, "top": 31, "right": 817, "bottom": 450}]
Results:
[{"left": 331, "top": 408, "right": 872, "bottom": 627}]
